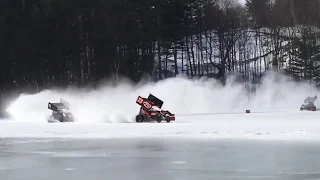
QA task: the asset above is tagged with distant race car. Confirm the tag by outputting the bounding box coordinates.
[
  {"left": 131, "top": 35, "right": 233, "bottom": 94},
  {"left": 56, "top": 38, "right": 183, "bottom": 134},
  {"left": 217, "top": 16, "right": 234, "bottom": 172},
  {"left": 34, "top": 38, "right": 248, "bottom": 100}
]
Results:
[
  {"left": 47, "top": 98, "right": 75, "bottom": 123},
  {"left": 135, "top": 94, "right": 175, "bottom": 123},
  {"left": 300, "top": 95, "right": 317, "bottom": 111}
]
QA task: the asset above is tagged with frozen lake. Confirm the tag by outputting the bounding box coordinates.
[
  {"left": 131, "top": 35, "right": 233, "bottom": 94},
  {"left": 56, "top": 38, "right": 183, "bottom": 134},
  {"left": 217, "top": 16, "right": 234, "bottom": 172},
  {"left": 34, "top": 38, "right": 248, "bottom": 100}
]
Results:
[{"left": 1, "top": 138, "right": 320, "bottom": 180}]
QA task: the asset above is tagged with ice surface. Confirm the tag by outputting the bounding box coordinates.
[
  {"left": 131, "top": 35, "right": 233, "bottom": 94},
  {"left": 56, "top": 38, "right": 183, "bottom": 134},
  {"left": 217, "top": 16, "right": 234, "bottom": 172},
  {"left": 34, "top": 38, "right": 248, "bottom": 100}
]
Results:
[{"left": 1, "top": 138, "right": 320, "bottom": 180}]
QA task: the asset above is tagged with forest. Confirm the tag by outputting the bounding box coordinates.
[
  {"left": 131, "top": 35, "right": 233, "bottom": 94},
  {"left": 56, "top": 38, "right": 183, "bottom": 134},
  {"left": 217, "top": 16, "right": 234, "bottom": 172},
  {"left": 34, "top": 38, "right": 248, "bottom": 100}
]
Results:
[{"left": 0, "top": 0, "right": 320, "bottom": 110}]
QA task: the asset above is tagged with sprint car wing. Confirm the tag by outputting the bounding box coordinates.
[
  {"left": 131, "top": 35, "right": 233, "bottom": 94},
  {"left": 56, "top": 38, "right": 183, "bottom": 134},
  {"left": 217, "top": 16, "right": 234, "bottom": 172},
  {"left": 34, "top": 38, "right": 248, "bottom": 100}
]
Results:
[
  {"left": 147, "top": 94, "right": 163, "bottom": 108},
  {"left": 48, "top": 98, "right": 70, "bottom": 112},
  {"left": 136, "top": 94, "right": 164, "bottom": 110}
]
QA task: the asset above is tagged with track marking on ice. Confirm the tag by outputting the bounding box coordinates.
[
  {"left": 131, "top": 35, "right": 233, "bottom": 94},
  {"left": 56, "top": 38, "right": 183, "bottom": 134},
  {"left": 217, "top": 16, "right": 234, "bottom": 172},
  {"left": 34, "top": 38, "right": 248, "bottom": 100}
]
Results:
[
  {"left": 0, "top": 167, "right": 12, "bottom": 170},
  {"left": 281, "top": 172, "right": 320, "bottom": 175},
  {"left": 173, "top": 161, "right": 186, "bottom": 164},
  {"left": 64, "top": 168, "right": 77, "bottom": 171},
  {"left": 242, "top": 175, "right": 275, "bottom": 179}
]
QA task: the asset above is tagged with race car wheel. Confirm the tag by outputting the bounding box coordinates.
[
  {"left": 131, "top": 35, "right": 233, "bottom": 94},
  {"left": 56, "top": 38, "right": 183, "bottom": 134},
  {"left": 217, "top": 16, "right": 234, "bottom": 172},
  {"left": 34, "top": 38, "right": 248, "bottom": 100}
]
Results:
[
  {"left": 165, "top": 116, "right": 170, "bottom": 123},
  {"left": 136, "top": 115, "right": 144, "bottom": 123},
  {"left": 156, "top": 115, "right": 162, "bottom": 123}
]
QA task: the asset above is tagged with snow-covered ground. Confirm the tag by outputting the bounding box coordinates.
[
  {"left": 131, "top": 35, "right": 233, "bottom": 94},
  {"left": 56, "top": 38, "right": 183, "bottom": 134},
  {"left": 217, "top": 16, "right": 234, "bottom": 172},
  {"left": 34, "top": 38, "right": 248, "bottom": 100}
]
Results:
[
  {"left": 1, "top": 111, "right": 320, "bottom": 141},
  {"left": 2, "top": 71, "right": 320, "bottom": 141}
]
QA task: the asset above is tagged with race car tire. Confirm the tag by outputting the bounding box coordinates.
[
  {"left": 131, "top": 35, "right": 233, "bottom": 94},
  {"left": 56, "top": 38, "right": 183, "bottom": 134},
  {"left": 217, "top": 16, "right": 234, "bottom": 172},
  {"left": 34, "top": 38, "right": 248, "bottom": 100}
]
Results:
[
  {"left": 156, "top": 115, "right": 162, "bottom": 123},
  {"left": 165, "top": 116, "right": 170, "bottom": 123},
  {"left": 135, "top": 115, "right": 144, "bottom": 123}
]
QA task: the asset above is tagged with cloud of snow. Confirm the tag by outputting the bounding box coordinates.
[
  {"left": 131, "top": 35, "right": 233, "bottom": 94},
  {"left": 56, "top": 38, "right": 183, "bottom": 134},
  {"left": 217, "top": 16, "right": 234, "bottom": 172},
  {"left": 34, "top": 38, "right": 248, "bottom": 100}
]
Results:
[{"left": 4, "top": 70, "right": 319, "bottom": 123}]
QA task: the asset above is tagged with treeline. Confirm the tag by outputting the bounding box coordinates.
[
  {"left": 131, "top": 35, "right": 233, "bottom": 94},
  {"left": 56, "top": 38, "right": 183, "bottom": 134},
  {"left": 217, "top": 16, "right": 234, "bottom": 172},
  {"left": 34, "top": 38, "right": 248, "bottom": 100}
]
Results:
[{"left": 1, "top": 0, "right": 320, "bottom": 96}]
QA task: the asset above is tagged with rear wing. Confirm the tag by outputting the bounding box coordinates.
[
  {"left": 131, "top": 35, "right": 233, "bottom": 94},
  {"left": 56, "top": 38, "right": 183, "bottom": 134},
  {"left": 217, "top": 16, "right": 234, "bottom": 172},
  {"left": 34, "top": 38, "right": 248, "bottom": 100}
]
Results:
[
  {"left": 136, "top": 94, "right": 164, "bottom": 109},
  {"left": 304, "top": 95, "right": 317, "bottom": 104},
  {"left": 147, "top": 94, "right": 163, "bottom": 108},
  {"left": 60, "top": 98, "right": 70, "bottom": 109},
  {"left": 48, "top": 98, "right": 70, "bottom": 112}
]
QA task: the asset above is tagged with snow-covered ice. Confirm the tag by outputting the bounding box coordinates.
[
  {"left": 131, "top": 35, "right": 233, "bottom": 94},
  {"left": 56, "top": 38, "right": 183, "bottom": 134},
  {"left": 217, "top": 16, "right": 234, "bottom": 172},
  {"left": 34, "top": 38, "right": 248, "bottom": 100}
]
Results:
[
  {"left": 1, "top": 111, "right": 320, "bottom": 141},
  {"left": 1, "top": 138, "right": 320, "bottom": 180}
]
